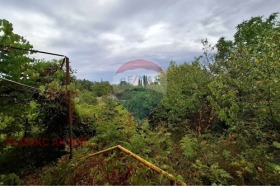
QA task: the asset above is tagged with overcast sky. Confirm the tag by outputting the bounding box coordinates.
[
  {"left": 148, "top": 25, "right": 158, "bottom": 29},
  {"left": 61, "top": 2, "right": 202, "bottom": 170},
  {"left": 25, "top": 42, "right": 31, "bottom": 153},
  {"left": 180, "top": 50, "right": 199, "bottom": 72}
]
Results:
[{"left": 0, "top": 0, "right": 279, "bottom": 81}]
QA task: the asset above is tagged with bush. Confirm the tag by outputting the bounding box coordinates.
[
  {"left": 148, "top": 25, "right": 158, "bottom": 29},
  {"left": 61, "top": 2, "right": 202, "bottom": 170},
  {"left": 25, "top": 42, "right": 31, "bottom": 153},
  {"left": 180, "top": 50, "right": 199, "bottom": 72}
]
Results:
[{"left": 0, "top": 173, "right": 21, "bottom": 185}]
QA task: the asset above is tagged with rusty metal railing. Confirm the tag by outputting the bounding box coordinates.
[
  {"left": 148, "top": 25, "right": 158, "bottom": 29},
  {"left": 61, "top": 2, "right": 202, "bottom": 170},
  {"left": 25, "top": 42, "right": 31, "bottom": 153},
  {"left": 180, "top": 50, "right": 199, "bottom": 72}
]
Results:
[{"left": 82, "top": 145, "right": 186, "bottom": 185}]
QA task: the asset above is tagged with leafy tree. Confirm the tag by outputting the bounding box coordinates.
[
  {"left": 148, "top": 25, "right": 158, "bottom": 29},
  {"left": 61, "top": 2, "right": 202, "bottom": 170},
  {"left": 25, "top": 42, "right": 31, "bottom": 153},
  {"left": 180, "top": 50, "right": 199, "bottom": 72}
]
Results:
[
  {"left": 123, "top": 89, "right": 163, "bottom": 120},
  {"left": 75, "top": 79, "right": 94, "bottom": 91},
  {"left": 0, "top": 19, "right": 33, "bottom": 81},
  {"left": 92, "top": 81, "right": 113, "bottom": 97},
  {"left": 209, "top": 13, "right": 280, "bottom": 131},
  {"left": 150, "top": 61, "right": 216, "bottom": 136},
  {"left": 0, "top": 20, "right": 77, "bottom": 173},
  {"left": 198, "top": 13, "right": 280, "bottom": 184}
]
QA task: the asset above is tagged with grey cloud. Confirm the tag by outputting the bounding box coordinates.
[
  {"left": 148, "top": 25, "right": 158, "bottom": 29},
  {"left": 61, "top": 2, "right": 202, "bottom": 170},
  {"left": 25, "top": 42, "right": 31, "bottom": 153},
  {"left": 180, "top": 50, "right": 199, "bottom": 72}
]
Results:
[{"left": 0, "top": 0, "right": 279, "bottom": 81}]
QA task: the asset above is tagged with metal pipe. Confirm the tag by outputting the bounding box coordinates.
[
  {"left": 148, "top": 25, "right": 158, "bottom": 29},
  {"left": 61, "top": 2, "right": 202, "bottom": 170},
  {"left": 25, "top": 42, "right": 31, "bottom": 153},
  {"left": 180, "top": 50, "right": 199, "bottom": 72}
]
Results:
[
  {"left": 1, "top": 45, "right": 74, "bottom": 159},
  {"left": 83, "top": 146, "right": 119, "bottom": 158},
  {"left": 65, "top": 57, "right": 73, "bottom": 159},
  {"left": 0, "top": 45, "right": 65, "bottom": 57},
  {"left": 83, "top": 145, "right": 187, "bottom": 185},
  {"left": 116, "top": 145, "right": 186, "bottom": 186}
]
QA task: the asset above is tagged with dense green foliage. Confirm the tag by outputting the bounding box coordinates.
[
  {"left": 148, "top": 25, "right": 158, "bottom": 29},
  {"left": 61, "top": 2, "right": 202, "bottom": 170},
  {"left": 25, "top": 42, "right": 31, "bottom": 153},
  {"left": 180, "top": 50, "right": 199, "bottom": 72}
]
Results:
[
  {"left": 0, "top": 19, "right": 33, "bottom": 81},
  {"left": 0, "top": 20, "right": 72, "bottom": 176},
  {"left": 149, "top": 13, "right": 280, "bottom": 184},
  {"left": 115, "top": 88, "right": 163, "bottom": 120},
  {"left": 0, "top": 14, "right": 279, "bottom": 185}
]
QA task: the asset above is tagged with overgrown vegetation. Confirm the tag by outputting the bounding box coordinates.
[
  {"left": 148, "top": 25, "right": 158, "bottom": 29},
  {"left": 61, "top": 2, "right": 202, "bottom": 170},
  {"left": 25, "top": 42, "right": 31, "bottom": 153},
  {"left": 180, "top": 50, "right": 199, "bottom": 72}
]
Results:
[{"left": 0, "top": 13, "right": 279, "bottom": 185}]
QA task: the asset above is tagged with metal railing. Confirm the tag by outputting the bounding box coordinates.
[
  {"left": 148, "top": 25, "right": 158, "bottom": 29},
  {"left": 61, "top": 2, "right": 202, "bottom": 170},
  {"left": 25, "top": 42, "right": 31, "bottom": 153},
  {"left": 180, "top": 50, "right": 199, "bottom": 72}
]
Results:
[{"left": 82, "top": 145, "right": 187, "bottom": 186}]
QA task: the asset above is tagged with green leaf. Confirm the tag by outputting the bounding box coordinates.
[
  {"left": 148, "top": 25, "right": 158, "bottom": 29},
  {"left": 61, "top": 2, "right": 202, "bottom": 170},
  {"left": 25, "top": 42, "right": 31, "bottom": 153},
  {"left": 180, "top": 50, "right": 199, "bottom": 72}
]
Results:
[{"left": 272, "top": 141, "right": 280, "bottom": 149}]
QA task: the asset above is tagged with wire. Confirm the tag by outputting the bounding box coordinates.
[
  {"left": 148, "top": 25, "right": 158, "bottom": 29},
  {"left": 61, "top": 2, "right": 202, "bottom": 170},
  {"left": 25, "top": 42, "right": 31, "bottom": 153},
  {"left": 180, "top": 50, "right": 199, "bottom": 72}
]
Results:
[
  {"left": 0, "top": 45, "right": 66, "bottom": 58},
  {"left": 0, "top": 45, "right": 69, "bottom": 91},
  {"left": 0, "top": 77, "right": 40, "bottom": 92},
  {"left": 0, "top": 46, "right": 69, "bottom": 102},
  {"left": 0, "top": 77, "right": 66, "bottom": 96},
  {"left": 0, "top": 45, "right": 67, "bottom": 77}
]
